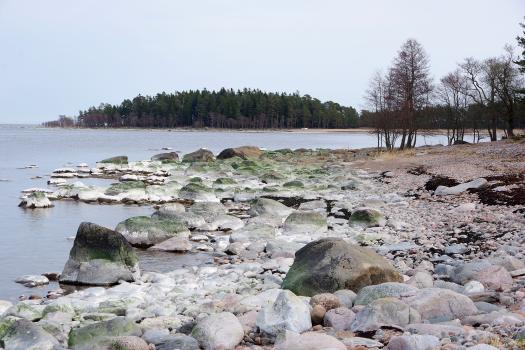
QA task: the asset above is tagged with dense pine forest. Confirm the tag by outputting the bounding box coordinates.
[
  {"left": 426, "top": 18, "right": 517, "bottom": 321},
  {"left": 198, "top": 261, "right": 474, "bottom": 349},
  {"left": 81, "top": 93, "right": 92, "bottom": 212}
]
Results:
[{"left": 43, "top": 89, "right": 359, "bottom": 129}]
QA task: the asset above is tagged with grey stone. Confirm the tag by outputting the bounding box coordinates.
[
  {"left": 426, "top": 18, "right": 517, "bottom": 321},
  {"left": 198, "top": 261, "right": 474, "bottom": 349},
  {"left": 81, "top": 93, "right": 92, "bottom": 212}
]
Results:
[
  {"left": 354, "top": 282, "right": 419, "bottom": 305},
  {"left": 191, "top": 312, "right": 243, "bottom": 350}
]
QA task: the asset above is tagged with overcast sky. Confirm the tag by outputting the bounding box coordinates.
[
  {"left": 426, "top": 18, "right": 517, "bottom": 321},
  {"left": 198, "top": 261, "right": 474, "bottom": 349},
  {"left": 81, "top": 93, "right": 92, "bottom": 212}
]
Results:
[{"left": 0, "top": 0, "right": 523, "bottom": 123}]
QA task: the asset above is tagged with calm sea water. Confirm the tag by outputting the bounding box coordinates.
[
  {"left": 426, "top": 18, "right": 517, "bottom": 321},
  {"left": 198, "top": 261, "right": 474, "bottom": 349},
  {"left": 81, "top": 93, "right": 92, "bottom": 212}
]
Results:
[{"left": 0, "top": 125, "right": 453, "bottom": 301}]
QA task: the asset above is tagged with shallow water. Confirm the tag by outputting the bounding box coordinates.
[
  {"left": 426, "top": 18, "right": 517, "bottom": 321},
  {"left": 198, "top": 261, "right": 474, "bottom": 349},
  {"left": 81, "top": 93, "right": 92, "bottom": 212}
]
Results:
[{"left": 0, "top": 125, "right": 453, "bottom": 301}]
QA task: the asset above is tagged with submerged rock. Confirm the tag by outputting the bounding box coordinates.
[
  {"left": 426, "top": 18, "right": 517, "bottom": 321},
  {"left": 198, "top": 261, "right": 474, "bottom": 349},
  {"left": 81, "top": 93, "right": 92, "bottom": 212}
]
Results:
[
  {"left": 282, "top": 238, "right": 402, "bottom": 296},
  {"left": 59, "top": 222, "right": 140, "bottom": 285},
  {"left": 115, "top": 216, "right": 189, "bottom": 247}
]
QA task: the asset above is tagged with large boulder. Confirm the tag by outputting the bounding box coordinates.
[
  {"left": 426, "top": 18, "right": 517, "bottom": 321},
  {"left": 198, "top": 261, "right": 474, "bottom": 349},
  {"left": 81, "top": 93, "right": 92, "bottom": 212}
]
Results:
[
  {"left": 0, "top": 318, "right": 58, "bottom": 350},
  {"left": 217, "top": 146, "right": 263, "bottom": 159},
  {"left": 402, "top": 288, "right": 478, "bottom": 323},
  {"left": 115, "top": 216, "right": 189, "bottom": 247},
  {"left": 282, "top": 238, "right": 402, "bottom": 296},
  {"left": 98, "top": 155, "right": 128, "bottom": 165},
  {"left": 59, "top": 222, "right": 140, "bottom": 285},
  {"left": 151, "top": 152, "right": 179, "bottom": 161},
  {"left": 191, "top": 312, "right": 244, "bottom": 350},
  {"left": 256, "top": 290, "right": 312, "bottom": 337},
  {"left": 182, "top": 149, "right": 214, "bottom": 162}
]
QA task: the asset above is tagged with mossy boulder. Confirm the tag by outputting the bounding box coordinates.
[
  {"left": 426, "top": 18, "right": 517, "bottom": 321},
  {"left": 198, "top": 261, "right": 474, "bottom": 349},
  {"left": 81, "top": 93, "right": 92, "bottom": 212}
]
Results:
[
  {"left": 283, "top": 180, "right": 304, "bottom": 188},
  {"left": 182, "top": 149, "right": 214, "bottom": 162},
  {"left": 283, "top": 211, "right": 327, "bottom": 233},
  {"left": 178, "top": 183, "right": 218, "bottom": 202},
  {"left": 60, "top": 222, "right": 140, "bottom": 286},
  {"left": 151, "top": 152, "right": 179, "bottom": 161},
  {"left": 217, "top": 146, "right": 263, "bottom": 160},
  {"left": 115, "top": 216, "right": 189, "bottom": 247},
  {"left": 68, "top": 317, "right": 140, "bottom": 349},
  {"left": 0, "top": 318, "right": 58, "bottom": 350},
  {"left": 349, "top": 208, "right": 386, "bottom": 227},
  {"left": 99, "top": 156, "right": 128, "bottom": 165},
  {"left": 105, "top": 181, "right": 146, "bottom": 196},
  {"left": 248, "top": 198, "right": 294, "bottom": 218},
  {"left": 260, "top": 171, "right": 286, "bottom": 183},
  {"left": 214, "top": 177, "right": 236, "bottom": 185},
  {"left": 282, "top": 238, "right": 402, "bottom": 296}
]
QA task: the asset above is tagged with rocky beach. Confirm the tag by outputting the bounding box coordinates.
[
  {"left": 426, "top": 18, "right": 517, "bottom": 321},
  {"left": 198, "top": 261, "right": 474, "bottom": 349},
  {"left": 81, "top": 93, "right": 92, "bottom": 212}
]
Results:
[{"left": 2, "top": 139, "right": 525, "bottom": 350}]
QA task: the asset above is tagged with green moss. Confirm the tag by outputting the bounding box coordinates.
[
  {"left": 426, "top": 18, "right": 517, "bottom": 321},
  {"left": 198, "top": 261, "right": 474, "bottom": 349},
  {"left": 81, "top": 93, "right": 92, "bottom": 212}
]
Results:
[
  {"left": 68, "top": 317, "right": 139, "bottom": 348},
  {"left": 180, "top": 182, "right": 213, "bottom": 193},
  {"left": 189, "top": 177, "right": 203, "bottom": 183}
]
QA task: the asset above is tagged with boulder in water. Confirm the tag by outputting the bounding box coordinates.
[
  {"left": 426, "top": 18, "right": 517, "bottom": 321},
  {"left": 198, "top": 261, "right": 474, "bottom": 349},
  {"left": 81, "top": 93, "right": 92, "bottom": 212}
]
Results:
[
  {"left": 151, "top": 152, "right": 179, "bottom": 161},
  {"left": 59, "top": 222, "right": 140, "bottom": 285},
  {"left": 18, "top": 191, "right": 54, "bottom": 209},
  {"left": 182, "top": 148, "right": 214, "bottom": 162},
  {"left": 217, "top": 146, "right": 263, "bottom": 159},
  {"left": 282, "top": 238, "right": 402, "bottom": 296},
  {"left": 98, "top": 155, "right": 128, "bottom": 165}
]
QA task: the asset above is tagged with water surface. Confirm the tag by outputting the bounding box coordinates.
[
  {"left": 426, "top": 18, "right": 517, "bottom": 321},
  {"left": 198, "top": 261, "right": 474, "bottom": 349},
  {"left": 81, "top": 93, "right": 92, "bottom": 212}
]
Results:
[{"left": 0, "top": 125, "right": 453, "bottom": 301}]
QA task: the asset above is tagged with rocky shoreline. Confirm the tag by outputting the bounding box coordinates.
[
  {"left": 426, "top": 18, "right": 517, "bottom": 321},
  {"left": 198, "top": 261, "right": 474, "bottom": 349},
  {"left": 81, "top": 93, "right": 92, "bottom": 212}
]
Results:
[{"left": 3, "top": 141, "right": 525, "bottom": 350}]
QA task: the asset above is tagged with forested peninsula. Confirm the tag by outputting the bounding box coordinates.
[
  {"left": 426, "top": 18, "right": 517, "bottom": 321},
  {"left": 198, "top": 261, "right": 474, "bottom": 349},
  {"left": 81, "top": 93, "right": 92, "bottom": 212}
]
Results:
[{"left": 44, "top": 89, "right": 360, "bottom": 129}]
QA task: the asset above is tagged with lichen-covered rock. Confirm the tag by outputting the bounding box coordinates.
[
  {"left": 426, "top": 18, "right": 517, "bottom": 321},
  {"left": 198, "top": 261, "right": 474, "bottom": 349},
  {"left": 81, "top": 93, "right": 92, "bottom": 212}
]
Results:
[
  {"left": 68, "top": 317, "right": 141, "bottom": 348},
  {"left": 99, "top": 155, "right": 128, "bottom": 165},
  {"left": 105, "top": 181, "right": 146, "bottom": 196},
  {"left": 182, "top": 149, "right": 214, "bottom": 162},
  {"left": 191, "top": 312, "right": 243, "bottom": 350},
  {"left": 60, "top": 222, "right": 140, "bottom": 285},
  {"left": 354, "top": 282, "right": 419, "bottom": 305},
  {"left": 351, "top": 297, "right": 421, "bottom": 332},
  {"left": 18, "top": 191, "right": 54, "bottom": 209},
  {"left": 402, "top": 288, "right": 478, "bottom": 323},
  {"left": 178, "top": 183, "right": 218, "bottom": 202},
  {"left": 256, "top": 290, "right": 312, "bottom": 337},
  {"left": 248, "top": 198, "right": 294, "bottom": 218},
  {"left": 0, "top": 318, "right": 58, "bottom": 350},
  {"left": 115, "top": 216, "right": 189, "bottom": 247},
  {"left": 283, "top": 211, "right": 327, "bottom": 234},
  {"left": 282, "top": 238, "right": 402, "bottom": 296},
  {"left": 451, "top": 260, "right": 513, "bottom": 291},
  {"left": 217, "top": 146, "right": 263, "bottom": 159},
  {"left": 349, "top": 208, "right": 386, "bottom": 227}
]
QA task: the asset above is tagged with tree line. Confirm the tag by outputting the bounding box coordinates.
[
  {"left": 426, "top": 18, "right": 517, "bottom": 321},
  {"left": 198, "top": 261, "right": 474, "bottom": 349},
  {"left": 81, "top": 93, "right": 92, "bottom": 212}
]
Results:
[
  {"left": 43, "top": 89, "right": 359, "bottom": 129},
  {"left": 363, "top": 20, "right": 525, "bottom": 149}
]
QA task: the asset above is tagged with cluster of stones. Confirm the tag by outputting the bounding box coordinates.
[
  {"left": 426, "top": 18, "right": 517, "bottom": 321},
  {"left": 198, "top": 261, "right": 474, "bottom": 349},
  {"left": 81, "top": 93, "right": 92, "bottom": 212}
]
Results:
[{"left": 6, "top": 145, "right": 525, "bottom": 349}]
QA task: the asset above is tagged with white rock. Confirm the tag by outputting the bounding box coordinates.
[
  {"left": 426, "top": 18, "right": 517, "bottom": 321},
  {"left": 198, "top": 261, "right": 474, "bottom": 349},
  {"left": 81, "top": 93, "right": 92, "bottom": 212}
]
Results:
[
  {"left": 256, "top": 290, "right": 312, "bottom": 336},
  {"left": 435, "top": 178, "right": 487, "bottom": 196},
  {"left": 191, "top": 312, "right": 244, "bottom": 350},
  {"left": 464, "top": 280, "right": 485, "bottom": 294}
]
